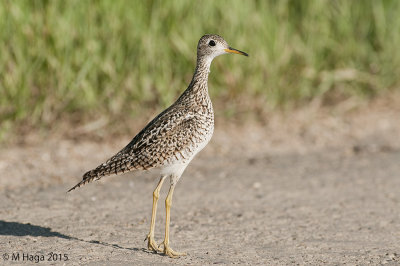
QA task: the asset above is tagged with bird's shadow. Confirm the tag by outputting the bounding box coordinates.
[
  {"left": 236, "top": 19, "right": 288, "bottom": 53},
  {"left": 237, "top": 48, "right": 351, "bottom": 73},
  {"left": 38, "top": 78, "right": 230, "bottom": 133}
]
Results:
[{"left": 0, "top": 220, "right": 154, "bottom": 254}]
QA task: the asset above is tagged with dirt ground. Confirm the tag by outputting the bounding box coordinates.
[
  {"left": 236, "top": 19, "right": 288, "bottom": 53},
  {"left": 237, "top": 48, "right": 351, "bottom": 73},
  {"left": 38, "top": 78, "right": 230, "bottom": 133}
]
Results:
[{"left": 1, "top": 101, "right": 400, "bottom": 265}]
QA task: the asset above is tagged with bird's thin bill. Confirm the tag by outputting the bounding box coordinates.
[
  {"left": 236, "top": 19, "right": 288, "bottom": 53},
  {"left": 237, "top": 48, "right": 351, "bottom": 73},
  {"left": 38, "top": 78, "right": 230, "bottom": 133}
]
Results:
[{"left": 224, "top": 47, "right": 248, "bottom": 56}]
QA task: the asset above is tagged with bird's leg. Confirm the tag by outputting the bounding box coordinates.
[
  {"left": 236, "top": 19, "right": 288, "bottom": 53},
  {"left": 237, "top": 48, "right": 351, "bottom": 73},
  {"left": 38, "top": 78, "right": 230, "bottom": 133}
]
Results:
[
  {"left": 159, "top": 183, "right": 187, "bottom": 258},
  {"left": 145, "top": 175, "right": 167, "bottom": 252}
]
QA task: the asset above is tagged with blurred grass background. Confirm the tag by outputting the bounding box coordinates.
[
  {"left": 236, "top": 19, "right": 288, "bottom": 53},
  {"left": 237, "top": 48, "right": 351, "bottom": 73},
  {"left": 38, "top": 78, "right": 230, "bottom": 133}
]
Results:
[{"left": 1, "top": 0, "right": 400, "bottom": 140}]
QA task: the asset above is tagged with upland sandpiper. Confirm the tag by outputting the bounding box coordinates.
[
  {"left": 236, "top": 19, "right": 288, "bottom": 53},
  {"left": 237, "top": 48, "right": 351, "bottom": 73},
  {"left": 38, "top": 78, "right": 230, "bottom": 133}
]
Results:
[{"left": 68, "top": 34, "right": 248, "bottom": 258}]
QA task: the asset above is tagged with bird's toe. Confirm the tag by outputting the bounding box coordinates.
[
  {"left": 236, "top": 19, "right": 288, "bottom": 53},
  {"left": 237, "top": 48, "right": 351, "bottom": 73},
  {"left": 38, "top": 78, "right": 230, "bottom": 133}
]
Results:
[
  {"left": 146, "top": 235, "right": 163, "bottom": 252},
  {"left": 162, "top": 243, "right": 186, "bottom": 258}
]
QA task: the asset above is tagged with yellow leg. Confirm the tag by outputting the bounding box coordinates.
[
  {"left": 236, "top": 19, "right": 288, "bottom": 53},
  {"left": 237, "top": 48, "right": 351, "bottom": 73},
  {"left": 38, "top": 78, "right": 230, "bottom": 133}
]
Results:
[
  {"left": 145, "top": 175, "right": 167, "bottom": 252},
  {"left": 159, "top": 183, "right": 186, "bottom": 258}
]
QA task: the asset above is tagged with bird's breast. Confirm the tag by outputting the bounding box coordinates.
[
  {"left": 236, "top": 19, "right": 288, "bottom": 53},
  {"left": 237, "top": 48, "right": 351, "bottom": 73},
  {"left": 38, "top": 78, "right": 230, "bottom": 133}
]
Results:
[{"left": 164, "top": 113, "right": 214, "bottom": 167}]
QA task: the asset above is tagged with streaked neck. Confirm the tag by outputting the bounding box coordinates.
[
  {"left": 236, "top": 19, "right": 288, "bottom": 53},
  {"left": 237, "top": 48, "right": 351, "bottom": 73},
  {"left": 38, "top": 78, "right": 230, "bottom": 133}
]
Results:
[{"left": 191, "top": 56, "right": 213, "bottom": 91}]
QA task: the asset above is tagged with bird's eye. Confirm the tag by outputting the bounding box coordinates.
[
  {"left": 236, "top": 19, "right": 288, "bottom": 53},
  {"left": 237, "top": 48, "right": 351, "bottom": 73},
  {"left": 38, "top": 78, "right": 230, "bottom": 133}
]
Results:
[{"left": 208, "top": 40, "right": 216, "bottom": 47}]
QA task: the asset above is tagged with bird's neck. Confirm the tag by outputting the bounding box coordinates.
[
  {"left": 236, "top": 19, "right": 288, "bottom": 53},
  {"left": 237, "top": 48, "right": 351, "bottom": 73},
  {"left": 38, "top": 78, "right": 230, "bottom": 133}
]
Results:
[
  {"left": 176, "top": 56, "right": 214, "bottom": 112},
  {"left": 188, "top": 56, "right": 212, "bottom": 95}
]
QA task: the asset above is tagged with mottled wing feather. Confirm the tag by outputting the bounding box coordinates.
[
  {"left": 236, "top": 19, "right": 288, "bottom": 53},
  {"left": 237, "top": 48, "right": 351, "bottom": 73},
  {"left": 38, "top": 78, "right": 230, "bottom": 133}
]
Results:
[{"left": 68, "top": 105, "right": 198, "bottom": 192}]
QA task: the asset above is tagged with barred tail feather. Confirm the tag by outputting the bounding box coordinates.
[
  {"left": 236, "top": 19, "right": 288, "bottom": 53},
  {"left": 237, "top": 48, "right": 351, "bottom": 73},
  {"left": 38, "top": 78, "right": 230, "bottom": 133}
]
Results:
[
  {"left": 67, "top": 154, "right": 141, "bottom": 192},
  {"left": 67, "top": 169, "right": 99, "bottom": 192}
]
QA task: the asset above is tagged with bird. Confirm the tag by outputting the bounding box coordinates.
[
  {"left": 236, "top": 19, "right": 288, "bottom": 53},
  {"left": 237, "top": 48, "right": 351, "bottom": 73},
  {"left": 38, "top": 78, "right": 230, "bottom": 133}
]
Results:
[{"left": 68, "top": 34, "right": 248, "bottom": 258}]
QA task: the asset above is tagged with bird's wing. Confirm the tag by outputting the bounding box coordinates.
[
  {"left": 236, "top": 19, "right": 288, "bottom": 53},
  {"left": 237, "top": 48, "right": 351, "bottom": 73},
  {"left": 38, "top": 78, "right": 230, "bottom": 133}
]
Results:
[
  {"left": 116, "top": 108, "right": 199, "bottom": 169},
  {"left": 68, "top": 106, "right": 198, "bottom": 192}
]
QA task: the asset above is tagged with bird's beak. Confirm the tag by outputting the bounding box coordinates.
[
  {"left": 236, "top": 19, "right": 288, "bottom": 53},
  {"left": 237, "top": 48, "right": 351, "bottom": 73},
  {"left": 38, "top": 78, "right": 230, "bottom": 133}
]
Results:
[{"left": 224, "top": 47, "right": 249, "bottom": 57}]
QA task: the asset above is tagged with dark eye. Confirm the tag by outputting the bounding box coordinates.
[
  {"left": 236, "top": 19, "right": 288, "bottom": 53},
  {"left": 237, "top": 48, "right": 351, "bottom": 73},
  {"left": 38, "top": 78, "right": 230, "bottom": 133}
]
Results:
[{"left": 208, "top": 40, "right": 216, "bottom": 46}]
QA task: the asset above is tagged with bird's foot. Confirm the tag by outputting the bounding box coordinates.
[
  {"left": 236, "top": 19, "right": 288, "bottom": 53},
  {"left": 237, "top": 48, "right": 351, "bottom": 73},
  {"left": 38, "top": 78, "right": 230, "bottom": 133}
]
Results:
[
  {"left": 158, "top": 241, "right": 186, "bottom": 258},
  {"left": 145, "top": 234, "right": 162, "bottom": 252}
]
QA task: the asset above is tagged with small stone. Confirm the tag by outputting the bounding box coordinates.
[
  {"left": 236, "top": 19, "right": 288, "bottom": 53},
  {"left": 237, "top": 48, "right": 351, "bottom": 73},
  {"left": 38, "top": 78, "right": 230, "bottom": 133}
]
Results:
[{"left": 253, "top": 182, "right": 261, "bottom": 189}]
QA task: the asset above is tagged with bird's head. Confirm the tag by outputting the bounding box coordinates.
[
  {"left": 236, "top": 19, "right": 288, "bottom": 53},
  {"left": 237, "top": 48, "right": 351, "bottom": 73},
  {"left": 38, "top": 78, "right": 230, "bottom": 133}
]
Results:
[{"left": 197, "top": 34, "right": 248, "bottom": 63}]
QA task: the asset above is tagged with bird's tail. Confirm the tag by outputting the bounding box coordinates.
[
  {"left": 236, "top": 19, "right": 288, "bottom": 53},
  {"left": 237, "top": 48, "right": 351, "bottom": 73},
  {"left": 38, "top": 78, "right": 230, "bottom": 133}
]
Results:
[
  {"left": 67, "top": 153, "right": 139, "bottom": 192},
  {"left": 67, "top": 169, "right": 100, "bottom": 192}
]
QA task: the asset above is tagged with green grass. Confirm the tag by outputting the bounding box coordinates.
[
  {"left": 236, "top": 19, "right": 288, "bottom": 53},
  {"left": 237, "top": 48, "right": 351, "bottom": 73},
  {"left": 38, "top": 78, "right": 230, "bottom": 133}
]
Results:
[{"left": 1, "top": 0, "right": 400, "bottom": 137}]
